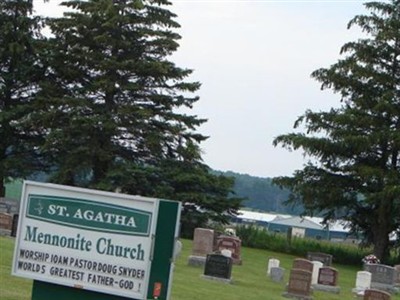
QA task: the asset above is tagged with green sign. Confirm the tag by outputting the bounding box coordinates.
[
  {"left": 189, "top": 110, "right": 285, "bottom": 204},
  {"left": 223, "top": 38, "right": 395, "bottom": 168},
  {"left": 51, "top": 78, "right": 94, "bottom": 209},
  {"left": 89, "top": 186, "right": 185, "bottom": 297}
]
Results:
[{"left": 27, "top": 195, "right": 152, "bottom": 236}]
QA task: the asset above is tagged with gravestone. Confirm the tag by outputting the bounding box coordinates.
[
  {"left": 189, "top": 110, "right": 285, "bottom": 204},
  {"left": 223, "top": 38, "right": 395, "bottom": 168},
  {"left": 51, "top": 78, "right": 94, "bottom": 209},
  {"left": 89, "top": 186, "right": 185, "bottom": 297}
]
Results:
[
  {"left": 311, "top": 261, "right": 323, "bottom": 285},
  {"left": 352, "top": 271, "right": 372, "bottom": 294},
  {"left": 202, "top": 254, "right": 233, "bottom": 283},
  {"left": 0, "top": 202, "right": 9, "bottom": 213},
  {"left": 364, "top": 289, "right": 391, "bottom": 300},
  {"left": 394, "top": 265, "right": 400, "bottom": 287},
  {"left": 221, "top": 249, "right": 232, "bottom": 258},
  {"left": 0, "top": 213, "right": 12, "bottom": 235},
  {"left": 10, "top": 214, "right": 18, "bottom": 237},
  {"left": 318, "top": 267, "right": 338, "bottom": 286},
  {"left": 192, "top": 228, "right": 215, "bottom": 256},
  {"left": 216, "top": 235, "right": 242, "bottom": 265},
  {"left": 307, "top": 252, "right": 333, "bottom": 266},
  {"left": 313, "top": 267, "right": 340, "bottom": 294},
  {"left": 283, "top": 269, "right": 313, "bottom": 300},
  {"left": 174, "top": 240, "right": 182, "bottom": 260},
  {"left": 364, "top": 264, "right": 397, "bottom": 293},
  {"left": 270, "top": 267, "right": 285, "bottom": 283},
  {"left": 267, "top": 258, "right": 280, "bottom": 275},
  {"left": 293, "top": 258, "right": 313, "bottom": 273},
  {"left": 188, "top": 228, "right": 215, "bottom": 266}
]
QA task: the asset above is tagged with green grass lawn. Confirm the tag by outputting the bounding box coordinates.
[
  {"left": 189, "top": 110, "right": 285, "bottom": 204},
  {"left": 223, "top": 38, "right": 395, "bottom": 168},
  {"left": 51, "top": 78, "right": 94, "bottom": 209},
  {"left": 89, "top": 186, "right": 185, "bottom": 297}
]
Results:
[
  {"left": 0, "top": 236, "right": 32, "bottom": 300},
  {"left": 1, "top": 236, "right": 399, "bottom": 300}
]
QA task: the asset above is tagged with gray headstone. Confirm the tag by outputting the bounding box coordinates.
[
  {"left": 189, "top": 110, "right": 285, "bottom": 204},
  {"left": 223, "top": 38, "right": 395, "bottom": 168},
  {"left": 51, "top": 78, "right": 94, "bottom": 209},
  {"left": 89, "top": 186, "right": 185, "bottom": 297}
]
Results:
[
  {"left": 307, "top": 252, "right": 333, "bottom": 266},
  {"left": 267, "top": 258, "right": 280, "bottom": 275},
  {"left": 270, "top": 267, "right": 285, "bottom": 282},
  {"left": 394, "top": 265, "right": 400, "bottom": 287},
  {"left": 364, "top": 264, "right": 397, "bottom": 293}
]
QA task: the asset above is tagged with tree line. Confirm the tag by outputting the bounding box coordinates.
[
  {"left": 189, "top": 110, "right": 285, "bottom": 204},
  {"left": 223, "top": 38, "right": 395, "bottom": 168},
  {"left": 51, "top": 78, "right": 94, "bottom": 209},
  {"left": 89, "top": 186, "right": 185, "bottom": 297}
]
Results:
[
  {"left": 214, "top": 171, "right": 302, "bottom": 215},
  {"left": 1, "top": 0, "right": 400, "bottom": 262}
]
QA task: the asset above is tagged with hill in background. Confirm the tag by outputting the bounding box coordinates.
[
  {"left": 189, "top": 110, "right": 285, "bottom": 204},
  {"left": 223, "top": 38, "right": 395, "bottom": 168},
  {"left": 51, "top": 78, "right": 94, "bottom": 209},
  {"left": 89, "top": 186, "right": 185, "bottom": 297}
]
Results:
[
  {"left": 5, "top": 171, "right": 302, "bottom": 215},
  {"left": 215, "top": 171, "right": 303, "bottom": 215}
]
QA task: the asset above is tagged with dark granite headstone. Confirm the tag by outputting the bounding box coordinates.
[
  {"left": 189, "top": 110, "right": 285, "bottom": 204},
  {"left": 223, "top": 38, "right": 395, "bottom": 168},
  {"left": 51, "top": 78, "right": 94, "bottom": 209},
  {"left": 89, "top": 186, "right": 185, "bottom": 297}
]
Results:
[
  {"left": 203, "top": 254, "right": 233, "bottom": 280},
  {"left": 364, "top": 289, "right": 391, "bottom": 300},
  {"left": 293, "top": 258, "right": 313, "bottom": 273},
  {"left": 11, "top": 214, "right": 19, "bottom": 237},
  {"left": 283, "top": 269, "right": 313, "bottom": 300},
  {"left": 307, "top": 252, "right": 333, "bottom": 266}
]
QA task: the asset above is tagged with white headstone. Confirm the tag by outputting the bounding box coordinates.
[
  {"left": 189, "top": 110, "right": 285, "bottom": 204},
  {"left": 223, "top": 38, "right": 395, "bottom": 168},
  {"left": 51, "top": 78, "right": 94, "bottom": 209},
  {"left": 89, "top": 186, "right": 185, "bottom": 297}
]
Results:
[
  {"left": 312, "top": 261, "right": 323, "bottom": 285},
  {"left": 174, "top": 240, "right": 182, "bottom": 259},
  {"left": 356, "top": 271, "right": 372, "bottom": 290},
  {"left": 267, "top": 258, "right": 280, "bottom": 275},
  {"left": 221, "top": 249, "right": 232, "bottom": 258}
]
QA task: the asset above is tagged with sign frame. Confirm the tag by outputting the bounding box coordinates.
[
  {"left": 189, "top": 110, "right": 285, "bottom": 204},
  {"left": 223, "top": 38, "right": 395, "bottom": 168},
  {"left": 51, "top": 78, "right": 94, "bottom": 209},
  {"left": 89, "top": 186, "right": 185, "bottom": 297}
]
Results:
[{"left": 12, "top": 181, "right": 181, "bottom": 300}]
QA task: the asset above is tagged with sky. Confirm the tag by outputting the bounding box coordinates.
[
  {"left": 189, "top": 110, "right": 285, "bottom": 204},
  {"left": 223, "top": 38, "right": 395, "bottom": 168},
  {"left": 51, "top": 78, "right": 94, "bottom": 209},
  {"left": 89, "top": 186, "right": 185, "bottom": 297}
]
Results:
[{"left": 33, "top": 0, "right": 369, "bottom": 178}]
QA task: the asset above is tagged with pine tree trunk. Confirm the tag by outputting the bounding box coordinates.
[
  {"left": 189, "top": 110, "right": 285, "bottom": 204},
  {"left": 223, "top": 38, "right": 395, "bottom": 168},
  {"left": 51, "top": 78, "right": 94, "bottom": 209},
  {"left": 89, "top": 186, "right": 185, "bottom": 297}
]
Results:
[
  {"left": 0, "top": 146, "right": 5, "bottom": 197},
  {"left": 0, "top": 168, "right": 5, "bottom": 197},
  {"left": 372, "top": 196, "right": 392, "bottom": 262},
  {"left": 373, "top": 231, "right": 390, "bottom": 263}
]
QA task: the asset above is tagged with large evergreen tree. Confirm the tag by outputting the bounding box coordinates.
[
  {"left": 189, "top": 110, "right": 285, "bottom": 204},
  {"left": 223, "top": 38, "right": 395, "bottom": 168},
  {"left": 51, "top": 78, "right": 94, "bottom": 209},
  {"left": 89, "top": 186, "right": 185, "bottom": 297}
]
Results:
[
  {"left": 37, "top": 0, "right": 206, "bottom": 187},
  {"left": 33, "top": 0, "right": 241, "bottom": 228},
  {"left": 0, "top": 0, "right": 45, "bottom": 197},
  {"left": 273, "top": 1, "right": 400, "bottom": 261}
]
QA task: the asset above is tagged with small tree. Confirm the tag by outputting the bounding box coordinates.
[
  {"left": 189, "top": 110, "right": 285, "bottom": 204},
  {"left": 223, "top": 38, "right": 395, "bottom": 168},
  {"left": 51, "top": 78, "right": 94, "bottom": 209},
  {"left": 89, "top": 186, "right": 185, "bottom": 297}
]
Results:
[{"left": 273, "top": 0, "right": 400, "bottom": 262}]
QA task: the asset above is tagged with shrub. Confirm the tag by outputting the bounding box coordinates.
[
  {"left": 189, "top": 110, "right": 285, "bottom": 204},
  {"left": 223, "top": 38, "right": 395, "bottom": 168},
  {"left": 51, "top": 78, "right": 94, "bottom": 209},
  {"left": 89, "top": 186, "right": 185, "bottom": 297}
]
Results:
[{"left": 235, "top": 225, "right": 373, "bottom": 265}]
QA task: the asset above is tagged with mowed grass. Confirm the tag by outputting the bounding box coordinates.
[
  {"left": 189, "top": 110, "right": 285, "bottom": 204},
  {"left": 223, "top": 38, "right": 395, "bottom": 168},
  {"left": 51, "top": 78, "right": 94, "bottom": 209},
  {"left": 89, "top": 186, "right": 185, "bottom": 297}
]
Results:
[
  {"left": 173, "top": 240, "right": 400, "bottom": 300},
  {"left": 1, "top": 236, "right": 399, "bottom": 300},
  {"left": 0, "top": 236, "right": 32, "bottom": 300}
]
